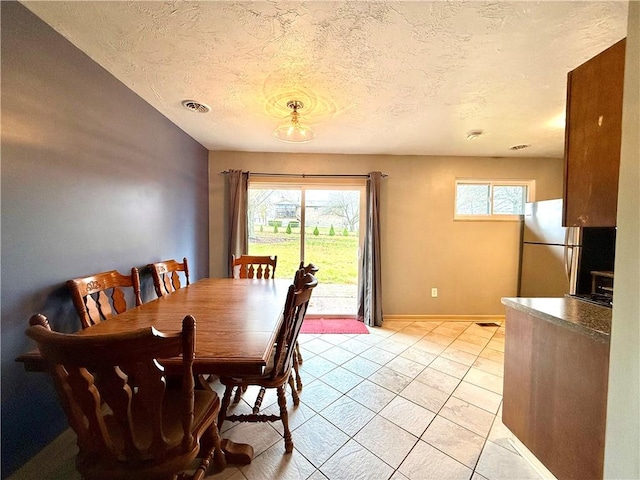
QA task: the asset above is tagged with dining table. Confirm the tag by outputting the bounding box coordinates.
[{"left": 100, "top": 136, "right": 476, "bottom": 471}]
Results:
[
  {"left": 17, "top": 277, "right": 292, "bottom": 466},
  {"left": 18, "top": 278, "right": 290, "bottom": 376}
]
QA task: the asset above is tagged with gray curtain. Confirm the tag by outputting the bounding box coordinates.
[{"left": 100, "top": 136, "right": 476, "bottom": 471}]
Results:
[
  {"left": 357, "top": 171, "right": 383, "bottom": 327},
  {"left": 227, "top": 169, "right": 249, "bottom": 277}
]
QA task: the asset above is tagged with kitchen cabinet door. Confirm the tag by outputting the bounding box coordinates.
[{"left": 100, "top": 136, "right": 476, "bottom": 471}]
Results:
[{"left": 563, "top": 38, "right": 626, "bottom": 227}]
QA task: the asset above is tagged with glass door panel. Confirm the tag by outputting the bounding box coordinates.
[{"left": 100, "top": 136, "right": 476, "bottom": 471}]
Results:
[{"left": 248, "top": 188, "right": 301, "bottom": 280}]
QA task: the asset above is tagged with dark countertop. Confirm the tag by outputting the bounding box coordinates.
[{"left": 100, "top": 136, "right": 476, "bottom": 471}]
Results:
[{"left": 501, "top": 296, "right": 611, "bottom": 342}]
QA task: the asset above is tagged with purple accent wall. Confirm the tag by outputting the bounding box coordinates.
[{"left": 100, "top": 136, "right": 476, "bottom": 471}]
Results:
[{"left": 1, "top": 3, "right": 209, "bottom": 475}]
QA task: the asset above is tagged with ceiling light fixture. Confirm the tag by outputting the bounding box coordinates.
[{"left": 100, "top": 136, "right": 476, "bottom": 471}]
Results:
[{"left": 272, "top": 100, "right": 315, "bottom": 143}]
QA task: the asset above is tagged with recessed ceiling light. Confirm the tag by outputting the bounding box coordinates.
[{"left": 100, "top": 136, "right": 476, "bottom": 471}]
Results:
[
  {"left": 466, "top": 130, "right": 483, "bottom": 140},
  {"left": 509, "top": 144, "right": 531, "bottom": 151},
  {"left": 181, "top": 100, "right": 210, "bottom": 113}
]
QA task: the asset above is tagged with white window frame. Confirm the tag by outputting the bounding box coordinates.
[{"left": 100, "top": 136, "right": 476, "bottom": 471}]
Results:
[{"left": 454, "top": 179, "right": 535, "bottom": 221}]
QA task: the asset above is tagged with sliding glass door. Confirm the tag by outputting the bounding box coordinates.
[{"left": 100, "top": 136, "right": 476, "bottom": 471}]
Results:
[{"left": 248, "top": 181, "right": 364, "bottom": 316}]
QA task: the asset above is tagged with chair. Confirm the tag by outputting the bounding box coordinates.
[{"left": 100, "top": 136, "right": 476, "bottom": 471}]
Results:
[
  {"left": 149, "top": 257, "right": 190, "bottom": 297},
  {"left": 218, "top": 269, "right": 318, "bottom": 453},
  {"left": 26, "top": 313, "right": 225, "bottom": 480},
  {"left": 291, "top": 262, "right": 320, "bottom": 390},
  {"left": 231, "top": 255, "right": 277, "bottom": 279},
  {"left": 67, "top": 268, "right": 142, "bottom": 329}
]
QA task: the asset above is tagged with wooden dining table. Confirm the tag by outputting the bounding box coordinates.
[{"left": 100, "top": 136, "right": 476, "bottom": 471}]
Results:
[{"left": 18, "top": 278, "right": 291, "bottom": 376}]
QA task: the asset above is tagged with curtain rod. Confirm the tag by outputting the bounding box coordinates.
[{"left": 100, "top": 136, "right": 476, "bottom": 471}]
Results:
[{"left": 219, "top": 171, "right": 388, "bottom": 178}]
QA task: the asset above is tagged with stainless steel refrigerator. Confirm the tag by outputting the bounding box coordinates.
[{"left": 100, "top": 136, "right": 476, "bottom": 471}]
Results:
[{"left": 518, "top": 199, "right": 616, "bottom": 299}]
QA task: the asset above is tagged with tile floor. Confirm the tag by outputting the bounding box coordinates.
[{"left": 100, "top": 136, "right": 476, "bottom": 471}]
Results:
[
  {"left": 207, "top": 319, "right": 543, "bottom": 480},
  {"left": 14, "top": 320, "right": 545, "bottom": 480}
]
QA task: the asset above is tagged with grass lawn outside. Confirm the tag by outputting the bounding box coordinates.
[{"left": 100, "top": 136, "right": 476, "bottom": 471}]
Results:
[{"left": 248, "top": 228, "right": 359, "bottom": 284}]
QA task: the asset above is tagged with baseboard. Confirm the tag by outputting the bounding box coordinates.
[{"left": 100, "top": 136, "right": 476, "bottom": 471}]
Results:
[
  {"left": 508, "top": 433, "right": 558, "bottom": 480},
  {"left": 383, "top": 314, "right": 506, "bottom": 322}
]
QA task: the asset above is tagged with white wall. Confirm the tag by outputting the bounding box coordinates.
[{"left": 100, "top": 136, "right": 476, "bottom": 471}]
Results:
[
  {"left": 604, "top": 2, "right": 640, "bottom": 477},
  {"left": 209, "top": 152, "right": 563, "bottom": 316}
]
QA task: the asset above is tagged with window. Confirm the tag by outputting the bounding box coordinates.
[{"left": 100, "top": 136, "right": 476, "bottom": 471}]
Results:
[{"left": 455, "top": 179, "right": 534, "bottom": 220}]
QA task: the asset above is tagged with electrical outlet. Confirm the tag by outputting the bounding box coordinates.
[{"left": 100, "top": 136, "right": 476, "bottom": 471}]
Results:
[{"left": 431, "top": 288, "right": 438, "bottom": 298}]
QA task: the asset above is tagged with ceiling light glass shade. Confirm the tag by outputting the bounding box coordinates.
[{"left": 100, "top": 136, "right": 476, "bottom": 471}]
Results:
[{"left": 272, "top": 100, "right": 315, "bottom": 143}]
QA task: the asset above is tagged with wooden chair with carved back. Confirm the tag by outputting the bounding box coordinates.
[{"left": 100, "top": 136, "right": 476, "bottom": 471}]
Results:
[
  {"left": 290, "top": 262, "right": 320, "bottom": 390},
  {"left": 26, "top": 313, "right": 225, "bottom": 480},
  {"left": 218, "top": 269, "right": 317, "bottom": 453},
  {"left": 67, "top": 268, "right": 142, "bottom": 329},
  {"left": 148, "top": 257, "right": 190, "bottom": 298},
  {"left": 230, "top": 255, "right": 277, "bottom": 279}
]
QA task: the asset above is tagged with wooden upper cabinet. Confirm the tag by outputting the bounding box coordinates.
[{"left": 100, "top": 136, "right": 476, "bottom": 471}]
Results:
[{"left": 563, "top": 38, "right": 626, "bottom": 227}]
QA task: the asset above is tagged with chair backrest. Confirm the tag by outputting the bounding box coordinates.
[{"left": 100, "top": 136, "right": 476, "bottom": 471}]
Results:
[
  {"left": 26, "top": 313, "right": 198, "bottom": 474},
  {"left": 67, "top": 268, "right": 142, "bottom": 329},
  {"left": 231, "top": 255, "right": 277, "bottom": 279},
  {"left": 148, "top": 257, "right": 190, "bottom": 297},
  {"left": 271, "top": 269, "right": 317, "bottom": 379},
  {"left": 298, "top": 262, "right": 319, "bottom": 275}
]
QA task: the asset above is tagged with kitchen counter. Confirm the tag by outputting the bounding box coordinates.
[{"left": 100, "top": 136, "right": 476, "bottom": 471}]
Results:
[
  {"left": 501, "top": 296, "right": 611, "bottom": 342},
  {"left": 501, "top": 296, "right": 610, "bottom": 480}
]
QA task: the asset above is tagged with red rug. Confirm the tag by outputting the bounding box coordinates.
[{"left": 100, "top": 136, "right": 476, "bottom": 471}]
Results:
[{"left": 300, "top": 318, "right": 369, "bottom": 334}]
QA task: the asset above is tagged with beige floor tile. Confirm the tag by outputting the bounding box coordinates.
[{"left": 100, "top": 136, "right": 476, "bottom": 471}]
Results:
[
  {"left": 478, "top": 347, "right": 504, "bottom": 364},
  {"left": 415, "top": 367, "right": 461, "bottom": 395},
  {"left": 377, "top": 338, "right": 412, "bottom": 355},
  {"left": 303, "top": 338, "right": 335, "bottom": 355},
  {"left": 300, "top": 379, "right": 343, "bottom": 412},
  {"left": 354, "top": 415, "right": 418, "bottom": 468},
  {"left": 422, "top": 415, "right": 485, "bottom": 468},
  {"left": 413, "top": 339, "right": 447, "bottom": 355},
  {"left": 379, "top": 395, "right": 436, "bottom": 437},
  {"left": 346, "top": 379, "right": 396, "bottom": 412},
  {"left": 320, "top": 396, "right": 376, "bottom": 436},
  {"left": 299, "top": 355, "right": 338, "bottom": 378},
  {"left": 465, "top": 324, "right": 498, "bottom": 339},
  {"left": 222, "top": 422, "right": 282, "bottom": 458},
  {"left": 368, "top": 366, "right": 414, "bottom": 394},
  {"left": 385, "top": 355, "right": 426, "bottom": 378},
  {"left": 487, "top": 417, "right": 518, "bottom": 454},
  {"left": 450, "top": 339, "right": 484, "bottom": 355},
  {"left": 388, "top": 331, "right": 422, "bottom": 346},
  {"left": 291, "top": 415, "right": 350, "bottom": 467},
  {"left": 475, "top": 441, "right": 541, "bottom": 480},
  {"left": 400, "top": 346, "right": 437, "bottom": 366},
  {"left": 320, "top": 345, "right": 357, "bottom": 364},
  {"left": 319, "top": 366, "right": 364, "bottom": 393},
  {"left": 423, "top": 331, "right": 457, "bottom": 346},
  {"left": 307, "top": 470, "right": 329, "bottom": 480},
  {"left": 359, "top": 345, "right": 398, "bottom": 366},
  {"left": 486, "top": 339, "right": 504, "bottom": 353},
  {"left": 456, "top": 333, "right": 490, "bottom": 348},
  {"left": 398, "top": 440, "right": 472, "bottom": 480},
  {"left": 321, "top": 439, "right": 394, "bottom": 480},
  {"left": 452, "top": 381, "right": 502, "bottom": 414},
  {"left": 338, "top": 338, "right": 371, "bottom": 355},
  {"left": 429, "top": 356, "right": 471, "bottom": 379},
  {"left": 341, "top": 355, "right": 381, "bottom": 377},
  {"left": 399, "top": 379, "right": 450, "bottom": 412},
  {"left": 464, "top": 368, "right": 503, "bottom": 395},
  {"left": 440, "top": 347, "right": 479, "bottom": 366},
  {"left": 439, "top": 397, "right": 495, "bottom": 437},
  {"left": 239, "top": 442, "right": 316, "bottom": 480},
  {"left": 264, "top": 396, "right": 316, "bottom": 435},
  {"left": 473, "top": 357, "right": 504, "bottom": 378}
]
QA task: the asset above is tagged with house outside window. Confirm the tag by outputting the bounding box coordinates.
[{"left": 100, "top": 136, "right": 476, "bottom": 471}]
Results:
[{"left": 455, "top": 179, "right": 535, "bottom": 220}]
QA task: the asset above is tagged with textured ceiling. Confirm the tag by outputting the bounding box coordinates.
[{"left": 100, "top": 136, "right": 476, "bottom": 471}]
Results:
[{"left": 21, "top": 1, "right": 628, "bottom": 157}]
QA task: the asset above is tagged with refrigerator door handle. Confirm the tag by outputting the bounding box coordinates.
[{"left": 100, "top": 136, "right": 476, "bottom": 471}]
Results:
[{"left": 564, "top": 244, "right": 572, "bottom": 281}]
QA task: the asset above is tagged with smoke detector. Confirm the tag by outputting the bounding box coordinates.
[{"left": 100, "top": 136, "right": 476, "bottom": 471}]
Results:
[{"left": 181, "top": 100, "right": 211, "bottom": 113}]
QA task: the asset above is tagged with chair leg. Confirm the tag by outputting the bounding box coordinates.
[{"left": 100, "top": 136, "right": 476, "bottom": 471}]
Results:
[
  {"left": 277, "top": 385, "right": 293, "bottom": 453},
  {"left": 295, "top": 341, "right": 303, "bottom": 364},
  {"left": 218, "top": 386, "right": 233, "bottom": 430},
  {"left": 253, "top": 387, "right": 266, "bottom": 414},
  {"left": 292, "top": 351, "right": 303, "bottom": 391},
  {"left": 233, "top": 385, "right": 246, "bottom": 404},
  {"left": 287, "top": 375, "right": 300, "bottom": 406}
]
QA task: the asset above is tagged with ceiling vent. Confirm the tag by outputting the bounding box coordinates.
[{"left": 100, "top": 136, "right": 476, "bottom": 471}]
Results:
[
  {"left": 509, "top": 144, "right": 531, "bottom": 151},
  {"left": 181, "top": 100, "right": 211, "bottom": 113}
]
